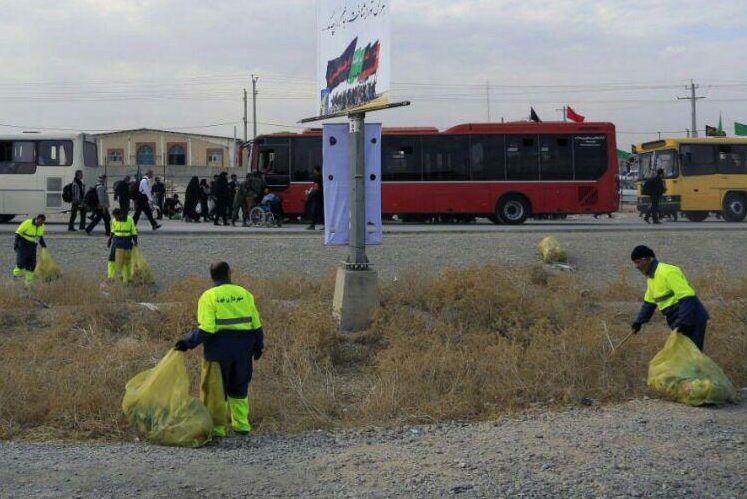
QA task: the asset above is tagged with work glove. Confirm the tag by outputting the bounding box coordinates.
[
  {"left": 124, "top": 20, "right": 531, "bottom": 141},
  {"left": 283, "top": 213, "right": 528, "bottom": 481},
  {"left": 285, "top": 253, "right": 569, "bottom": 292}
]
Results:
[
  {"left": 253, "top": 347, "right": 263, "bottom": 361},
  {"left": 107, "top": 237, "right": 112, "bottom": 248},
  {"left": 133, "top": 236, "right": 139, "bottom": 246},
  {"left": 39, "top": 238, "right": 47, "bottom": 249},
  {"left": 174, "top": 340, "right": 189, "bottom": 352},
  {"left": 677, "top": 324, "right": 693, "bottom": 335},
  {"left": 631, "top": 321, "right": 642, "bottom": 334}
]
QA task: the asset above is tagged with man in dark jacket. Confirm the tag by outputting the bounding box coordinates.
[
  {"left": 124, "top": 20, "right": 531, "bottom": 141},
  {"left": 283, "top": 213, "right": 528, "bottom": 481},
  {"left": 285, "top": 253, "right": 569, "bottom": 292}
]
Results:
[
  {"left": 68, "top": 169, "right": 86, "bottom": 232},
  {"left": 643, "top": 169, "right": 666, "bottom": 224},
  {"left": 305, "top": 165, "right": 324, "bottom": 230},
  {"left": 114, "top": 175, "right": 131, "bottom": 213},
  {"left": 85, "top": 175, "right": 111, "bottom": 235},
  {"left": 152, "top": 177, "right": 166, "bottom": 219},
  {"left": 213, "top": 172, "right": 230, "bottom": 226}
]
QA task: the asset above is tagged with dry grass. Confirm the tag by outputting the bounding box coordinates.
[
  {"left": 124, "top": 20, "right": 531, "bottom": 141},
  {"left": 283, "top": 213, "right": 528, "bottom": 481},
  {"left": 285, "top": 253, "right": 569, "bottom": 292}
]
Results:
[{"left": 1, "top": 265, "right": 745, "bottom": 441}]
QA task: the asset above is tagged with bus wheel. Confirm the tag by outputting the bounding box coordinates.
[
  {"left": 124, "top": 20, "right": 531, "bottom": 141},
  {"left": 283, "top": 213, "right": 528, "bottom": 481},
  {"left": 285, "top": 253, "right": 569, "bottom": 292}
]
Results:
[
  {"left": 683, "top": 211, "right": 708, "bottom": 222},
  {"left": 496, "top": 194, "right": 529, "bottom": 225},
  {"left": 722, "top": 192, "right": 747, "bottom": 222},
  {"left": 0, "top": 215, "right": 15, "bottom": 223}
]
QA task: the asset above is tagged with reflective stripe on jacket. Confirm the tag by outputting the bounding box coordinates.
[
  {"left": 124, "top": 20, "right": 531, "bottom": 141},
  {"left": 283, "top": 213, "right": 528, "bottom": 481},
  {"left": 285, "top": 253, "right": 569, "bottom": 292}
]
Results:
[
  {"left": 644, "top": 261, "right": 695, "bottom": 311},
  {"left": 15, "top": 219, "right": 45, "bottom": 243},
  {"left": 111, "top": 215, "right": 138, "bottom": 237},
  {"left": 197, "top": 283, "right": 261, "bottom": 334}
]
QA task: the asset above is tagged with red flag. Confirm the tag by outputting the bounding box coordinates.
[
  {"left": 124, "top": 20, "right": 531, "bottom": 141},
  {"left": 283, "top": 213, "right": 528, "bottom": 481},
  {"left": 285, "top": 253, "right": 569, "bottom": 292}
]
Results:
[{"left": 566, "top": 106, "right": 585, "bottom": 123}]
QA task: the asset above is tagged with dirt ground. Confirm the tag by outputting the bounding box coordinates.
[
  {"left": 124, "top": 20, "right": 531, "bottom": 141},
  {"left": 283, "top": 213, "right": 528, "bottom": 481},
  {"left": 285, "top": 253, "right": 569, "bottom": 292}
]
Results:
[{"left": 1, "top": 396, "right": 744, "bottom": 498}]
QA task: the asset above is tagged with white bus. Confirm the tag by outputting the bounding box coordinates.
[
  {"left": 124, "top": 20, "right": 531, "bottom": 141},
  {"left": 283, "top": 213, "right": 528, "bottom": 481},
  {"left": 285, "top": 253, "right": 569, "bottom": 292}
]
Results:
[{"left": 0, "top": 133, "right": 100, "bottom": 222}]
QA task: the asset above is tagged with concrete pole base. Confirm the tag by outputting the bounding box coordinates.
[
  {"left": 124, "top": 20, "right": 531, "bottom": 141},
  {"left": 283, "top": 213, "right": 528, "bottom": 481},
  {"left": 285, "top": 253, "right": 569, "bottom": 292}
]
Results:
[{"left": 332, "top": 266, "right": 380, "bottom": 332}]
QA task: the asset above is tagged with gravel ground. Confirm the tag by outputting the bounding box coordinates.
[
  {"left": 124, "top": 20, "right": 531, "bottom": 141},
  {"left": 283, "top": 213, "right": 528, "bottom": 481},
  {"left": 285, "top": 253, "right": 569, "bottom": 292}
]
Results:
[
  {"left": 1, "top": 397, "right": 744, "bottom": 498},
  {"left": 2, "top": 228, "right": 747, "bottom": 287}
]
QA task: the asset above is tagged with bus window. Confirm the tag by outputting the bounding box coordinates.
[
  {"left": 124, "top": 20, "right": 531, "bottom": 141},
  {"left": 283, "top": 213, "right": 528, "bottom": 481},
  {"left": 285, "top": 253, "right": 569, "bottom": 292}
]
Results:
[
  {"left": 539, "top": 136, "right": 573, "bottom": 180},
  {"left": 38, "top": 140, "right": 73, "bottom": 166},
  {"left": 506, "top": 136, "right": 539, "bottom": 180},
  {"left": 637, "top": 152, "right": 654, "bottom": 179},
  {"left": 382, "top": 135, "right": 422, "bottom": 181},
  {"left": 291, "top": 137, "right": 322, "bottom": 181},
  {"left": 653, "top": 149, "right": 677, "bottom": 178},
  {"left": 716, "top": 144, "right": 747, "bottom": 175},
  {"left": 469, "top": 135, "right": 505, "bottom": 180},
  {"left": 574, "top": 135, "right": 607, "bottom": 180},
  {"left": 84, "top": 141, "right": 98, "bottom": 167},
  {"left": 680, "top": 144, "right": 716, "bottom": 176},
  {"left": 258, "top": 140, "right": 289, "bottom": 175},
  {"left": 0, "top": 141, "right": 37, "bottom": 174},
  {"left": 421, "top": 135, "right": 469, "bottom": 181}
]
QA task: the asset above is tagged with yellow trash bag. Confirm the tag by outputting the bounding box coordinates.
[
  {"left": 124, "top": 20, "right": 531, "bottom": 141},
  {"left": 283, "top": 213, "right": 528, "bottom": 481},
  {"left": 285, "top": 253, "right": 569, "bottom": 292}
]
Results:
[
  {"left": 647, "top": 331, "right": 737, "bottom": 406},
  {"left": 34, "top": 247, "right": 61, "bottom": 282},
  {"left": 538, "top": 236, "right": 567, "bottom": 263},
  {"left": 129, "top": 246, "right": 154, "bottom": 285},
  {"left": 122, "top": 350, "right": 213, "bottom": 447},
  {"left": 201, "top": 360, "right": 229, "bottom": 433}
]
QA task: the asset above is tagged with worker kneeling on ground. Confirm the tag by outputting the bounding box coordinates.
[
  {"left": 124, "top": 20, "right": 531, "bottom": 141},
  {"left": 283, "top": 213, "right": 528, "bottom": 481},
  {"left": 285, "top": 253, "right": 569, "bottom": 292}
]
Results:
[
  {"left": 13, "top": 214, "right": 47, "bottom": 286},
  {"left": 108, "top": 208, "right": 138, "bottom": 283},
  {"left": 630, "top": 245, "right": 709, "bottom": 350},
  {"left": 174, "top": 261, "right": 264, "bottom": 436}
]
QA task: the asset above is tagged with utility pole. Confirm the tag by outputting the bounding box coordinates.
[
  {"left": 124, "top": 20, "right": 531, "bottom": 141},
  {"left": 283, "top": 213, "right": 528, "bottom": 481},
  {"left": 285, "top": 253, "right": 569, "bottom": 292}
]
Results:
[
  {"left": 677, "top": 80, "right": 705, "bottom": 138},
  {"left": 251, "top": 74, "right": 259, "bottom": 139},
  {"left": 242, "top": 89, "right": 248, "bottom": 143},
  {"left": 486, "top": 80, "right": 491, "bottom": 122}
]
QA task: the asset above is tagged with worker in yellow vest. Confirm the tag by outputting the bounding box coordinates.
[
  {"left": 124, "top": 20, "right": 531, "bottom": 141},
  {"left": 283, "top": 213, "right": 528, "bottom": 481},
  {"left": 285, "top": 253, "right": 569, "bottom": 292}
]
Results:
[
  {"left": 13, "top": 214, "right": 47, "bottom": 286},
  {"left": 175, "top": 261, "right": 264, "bottom": 436},
  {"left": 631, "top": 245, "right": 709, "bottom": 350},
  {"left": 108, "top": 208, "right": 138, "bottom": 283}
]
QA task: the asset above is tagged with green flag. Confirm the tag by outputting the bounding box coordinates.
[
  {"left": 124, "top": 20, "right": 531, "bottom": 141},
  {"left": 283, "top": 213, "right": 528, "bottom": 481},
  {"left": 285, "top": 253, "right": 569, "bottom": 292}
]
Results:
[
  {"left": 718, "top": 113, "right": 723, "bottom": 134},
  {"left": 735, "top": 121, "right": 747, "bottom": 136}
]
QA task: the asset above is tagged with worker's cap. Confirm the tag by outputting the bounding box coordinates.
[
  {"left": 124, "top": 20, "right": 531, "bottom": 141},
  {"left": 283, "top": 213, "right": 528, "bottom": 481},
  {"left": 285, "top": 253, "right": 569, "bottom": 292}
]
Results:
[{"left": 630, "top": 245, "right": 655, "bottom": 261}]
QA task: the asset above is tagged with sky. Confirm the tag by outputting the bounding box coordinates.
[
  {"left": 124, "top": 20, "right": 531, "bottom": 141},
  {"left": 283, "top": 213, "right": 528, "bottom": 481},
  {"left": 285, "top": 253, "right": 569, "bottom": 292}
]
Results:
[{"left": 1, "top": 0, "right": 746, "bottom": 149}]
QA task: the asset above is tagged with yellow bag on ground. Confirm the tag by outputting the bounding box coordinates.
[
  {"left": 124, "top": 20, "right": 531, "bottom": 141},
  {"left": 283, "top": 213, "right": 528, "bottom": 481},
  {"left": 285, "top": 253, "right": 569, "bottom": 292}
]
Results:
[
  {"left": 647, "top": 331, "right": 737, "bottom": 406},
  {"left": 200, "top": 360, "right": 229, "bottom": 430},
  {"left": 129, "top": 246, "right": 154, "bottom": 285},
  {"left": 538, "top": 236, "right": 567, "bottom": 263},
  {"left": 34, "top": 247, "right": 61, "bottom": 282},
  {"left": 114, "top": 248, "right": 132, "bottom": 269},
  {"left": 122, "top": 350, "right": 213, "bottom": 447}
]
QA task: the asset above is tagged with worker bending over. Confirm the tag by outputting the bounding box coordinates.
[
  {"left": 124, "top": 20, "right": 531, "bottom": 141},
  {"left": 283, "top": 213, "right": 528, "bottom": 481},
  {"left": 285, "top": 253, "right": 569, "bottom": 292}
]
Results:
[
  {"left": 630, "top": 245, "right": 709, "bottom": 350},
  {"left": 175, "top": 262, "right": 264, "bottom": 436},
  {"left": 13, "top": 214, "right": 47, "bottom": 286},
  {"left": 108, "top": 208, "right": 138, "bottom": 283}
]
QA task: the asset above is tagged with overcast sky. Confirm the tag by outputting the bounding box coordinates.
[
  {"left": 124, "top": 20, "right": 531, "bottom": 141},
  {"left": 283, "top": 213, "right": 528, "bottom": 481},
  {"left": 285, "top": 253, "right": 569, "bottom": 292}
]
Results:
[{"left": 1, "top": 0, "right": 746, "bottom": 148}]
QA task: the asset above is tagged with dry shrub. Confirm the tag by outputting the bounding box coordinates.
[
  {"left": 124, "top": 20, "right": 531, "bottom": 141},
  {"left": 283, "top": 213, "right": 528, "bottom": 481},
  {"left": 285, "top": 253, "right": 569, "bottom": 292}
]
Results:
[{"left": 0, "top": 267, "right": 744, "bottom": 441}]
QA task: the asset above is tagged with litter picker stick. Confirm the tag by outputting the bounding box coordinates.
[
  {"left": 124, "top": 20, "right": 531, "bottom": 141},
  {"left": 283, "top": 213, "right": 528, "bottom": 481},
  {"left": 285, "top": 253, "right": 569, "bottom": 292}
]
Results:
[{"left": 609, "top": 331, "right": 635, "bottom": 357}]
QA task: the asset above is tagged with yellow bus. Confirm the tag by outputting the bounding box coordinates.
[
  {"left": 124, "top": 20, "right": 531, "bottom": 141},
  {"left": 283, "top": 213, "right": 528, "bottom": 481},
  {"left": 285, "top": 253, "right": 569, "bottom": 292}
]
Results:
[{"left": 633, "top": 138, "right": 747, "bottom": 222}]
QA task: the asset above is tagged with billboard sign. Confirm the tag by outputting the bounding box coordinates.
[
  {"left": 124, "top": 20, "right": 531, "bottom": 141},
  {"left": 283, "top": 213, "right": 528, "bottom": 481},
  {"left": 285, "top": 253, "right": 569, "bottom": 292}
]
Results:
[{"left": 317, "top": 1, "right": 390, "bottom": 116}]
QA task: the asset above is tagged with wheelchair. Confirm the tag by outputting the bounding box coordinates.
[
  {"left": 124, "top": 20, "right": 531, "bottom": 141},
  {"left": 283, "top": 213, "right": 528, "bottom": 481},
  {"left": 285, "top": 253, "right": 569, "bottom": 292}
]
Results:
[{"left": 248, "top": 205, "right": 276, "bottom": 228}]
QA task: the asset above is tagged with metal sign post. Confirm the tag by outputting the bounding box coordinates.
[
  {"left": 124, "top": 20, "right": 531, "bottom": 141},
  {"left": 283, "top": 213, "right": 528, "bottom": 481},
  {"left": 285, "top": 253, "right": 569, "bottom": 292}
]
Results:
[{"left": 347, "top": 112, "right": 368, "bottom": 269}]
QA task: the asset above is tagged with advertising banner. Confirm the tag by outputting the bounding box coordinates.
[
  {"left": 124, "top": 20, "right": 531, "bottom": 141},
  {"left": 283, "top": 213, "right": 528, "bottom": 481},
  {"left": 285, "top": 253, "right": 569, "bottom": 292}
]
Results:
[
  {"left": 322, "top": 123, "right": 382, "bottom": 245},
  {"left": 317, "top": 1, "right": 390, "bottom": 116}
]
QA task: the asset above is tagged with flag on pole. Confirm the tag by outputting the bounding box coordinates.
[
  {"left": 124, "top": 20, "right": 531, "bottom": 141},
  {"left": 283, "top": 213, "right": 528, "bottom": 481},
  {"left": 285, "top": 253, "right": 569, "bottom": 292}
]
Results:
[
  {"left": 718, "top": 113, "right": 724, "bottom": 135},
  {"left": 705, "top": 125, "right": 726, "bottom": 137},
  {"left": 566, "top": 106, "right": 585, "bottom": 123},
  {"left": 530, "top": 107, "right": 541, "bottom": 123},
  {"left": 735, "top": 121, "right": 747, "bottom": 136}
]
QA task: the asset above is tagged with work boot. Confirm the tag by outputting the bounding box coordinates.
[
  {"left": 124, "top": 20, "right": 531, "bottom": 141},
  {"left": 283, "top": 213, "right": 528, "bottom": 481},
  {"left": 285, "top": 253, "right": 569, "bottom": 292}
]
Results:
[
  {"left": 152, "top": 223, "right": 162, "bottom": 230},
  {"left": 228, "top": 397, "right": 251, "bottom": 434}
]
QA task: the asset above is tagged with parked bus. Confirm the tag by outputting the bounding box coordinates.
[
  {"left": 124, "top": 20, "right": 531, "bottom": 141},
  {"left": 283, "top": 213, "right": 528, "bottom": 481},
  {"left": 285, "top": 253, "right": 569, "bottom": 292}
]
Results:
[
  {"left": 633, "top": 138, "right": 747, "bottom": 222},
  {"left": 250, "top": 122, "right": 618, "bottom": 224},
  {"left": 0, "top": 133, "right": 100, "bottom": 222}
]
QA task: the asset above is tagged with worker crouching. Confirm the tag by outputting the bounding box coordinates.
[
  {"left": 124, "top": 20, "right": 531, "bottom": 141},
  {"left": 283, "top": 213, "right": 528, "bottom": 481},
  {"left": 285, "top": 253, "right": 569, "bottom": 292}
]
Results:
[
  {"left": 175, "top": 261, "right": 264, "bottom": 437},
  {"left": 108, "top": 208, "right": 138, "bottom": 283},
  {"left": 630, "top": 245, "right": 709, "bottom": 350},
  {"left": 13, "top": 214, "right": 47, "bottom": 286}
]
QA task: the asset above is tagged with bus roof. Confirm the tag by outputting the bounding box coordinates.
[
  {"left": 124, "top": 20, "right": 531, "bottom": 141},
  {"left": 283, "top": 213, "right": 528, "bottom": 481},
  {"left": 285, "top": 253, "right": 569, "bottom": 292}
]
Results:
[
  {"left": 258, "top": 122, "right": 615, "bottom": 139},
  {"left": 0, "top": 132, "right": 88, "bottom": 141},
  {"left": 633, "top": 137, "right": 747, "bottom": 153}
]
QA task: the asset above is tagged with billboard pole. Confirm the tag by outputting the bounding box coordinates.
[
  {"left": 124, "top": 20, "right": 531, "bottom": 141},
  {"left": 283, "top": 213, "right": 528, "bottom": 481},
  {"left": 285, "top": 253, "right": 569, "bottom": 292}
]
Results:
[{"left": 348, "top": 112, "right": 368, "bottom": 268}]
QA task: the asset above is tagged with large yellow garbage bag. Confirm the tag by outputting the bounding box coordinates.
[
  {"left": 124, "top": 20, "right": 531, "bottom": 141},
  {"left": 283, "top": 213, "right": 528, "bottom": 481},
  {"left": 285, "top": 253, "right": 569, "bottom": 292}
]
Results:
[
  {"left": 200, "top": 360, "right": 229, "bottom": 430},
  {"left": 537, "top": 236, "right": 567, "bottom": 263},
  {"left": 122, "top": 350, "right": 213, "bottom": 447},
  {"left": 34, "top": 247, "right": 61, "bottom": 282},
  {"left": 129, "top": 246, "right": 154, "bottom": 285},
  {"left": 647, "top": 331, "right": 737, "bottom": 406}
]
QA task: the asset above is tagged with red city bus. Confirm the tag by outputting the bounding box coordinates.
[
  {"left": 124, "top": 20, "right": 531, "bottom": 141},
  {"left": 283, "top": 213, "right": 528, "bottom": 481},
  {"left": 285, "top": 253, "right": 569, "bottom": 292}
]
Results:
[{"left": 250, "top": 121, "right": 618, "bottom": 224}]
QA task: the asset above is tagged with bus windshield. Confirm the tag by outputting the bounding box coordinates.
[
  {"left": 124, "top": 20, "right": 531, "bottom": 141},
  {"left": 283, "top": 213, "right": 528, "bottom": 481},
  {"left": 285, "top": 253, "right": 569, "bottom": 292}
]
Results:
[{"left": 638, "top": 149, "right": 677, "bottom": 179}]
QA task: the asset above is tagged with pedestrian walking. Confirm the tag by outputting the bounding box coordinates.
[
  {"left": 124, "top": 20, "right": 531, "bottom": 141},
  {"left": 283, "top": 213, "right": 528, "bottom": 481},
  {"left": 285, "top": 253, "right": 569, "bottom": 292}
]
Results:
[
  {"left": 13, "top": 214, "right": 47, "bottom": 287},
  {"left": 132, "top": 169, "right": 162, "bottom": 230},
  {"left": 174, "top": 261, "right": 264, "bottom": 436},
  {"left": 107, "top": 208, "right": 138, "bottom": 283},
  {"left": 113, "top": 175, "right": 131, "bottom": 213},
  {"left": 232, "top": 174, "right": 251, "bottom": 226},
  {"left": 199, "top": 179, "right": 211, "bottom": 222},
  {"left": 643, "top": 169, "right": 666, "bottom": 224},
  {"left": 67, "top": 169, "right": 87, "bottom": 232},
  {"left": 184, "top": 176, "right": 201, "bottom": 222},
  {"left": 213, "top": 171, "right": 230, "bottom": 226},
  {"left": 305, "top": 165, "right": 324, "bottom": 230},
  {"left": 630, "top": 245, "right": 709, "bottom": 350},
  {"left": 152, "top": 177, "right": 166, "bottom": 220},
  {"left": 86, "top": 175, "right": 111, "bottom": 235}
]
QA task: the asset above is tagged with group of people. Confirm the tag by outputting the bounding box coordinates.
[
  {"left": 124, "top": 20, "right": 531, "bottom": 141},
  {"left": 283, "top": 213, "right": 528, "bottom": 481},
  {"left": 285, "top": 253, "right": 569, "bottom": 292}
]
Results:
[{"left": 182, "top": 171, "right": 281, "bottom": 227}]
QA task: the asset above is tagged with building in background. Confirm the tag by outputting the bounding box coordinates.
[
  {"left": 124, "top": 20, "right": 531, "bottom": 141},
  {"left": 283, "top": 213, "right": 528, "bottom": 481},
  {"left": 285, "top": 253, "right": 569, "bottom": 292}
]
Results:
[{"left": 94, "top": 128, "right": 244, "bottom": 195}]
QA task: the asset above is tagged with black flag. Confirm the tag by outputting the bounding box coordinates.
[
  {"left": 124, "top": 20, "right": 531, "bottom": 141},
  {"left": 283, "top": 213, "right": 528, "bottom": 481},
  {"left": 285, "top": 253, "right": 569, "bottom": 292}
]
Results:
[
  {"left": 705, "top": 125, "right": 726, "bottom": 137},
  {"left": 530, "top": 107, "right": 541, "bottom": 123}
]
